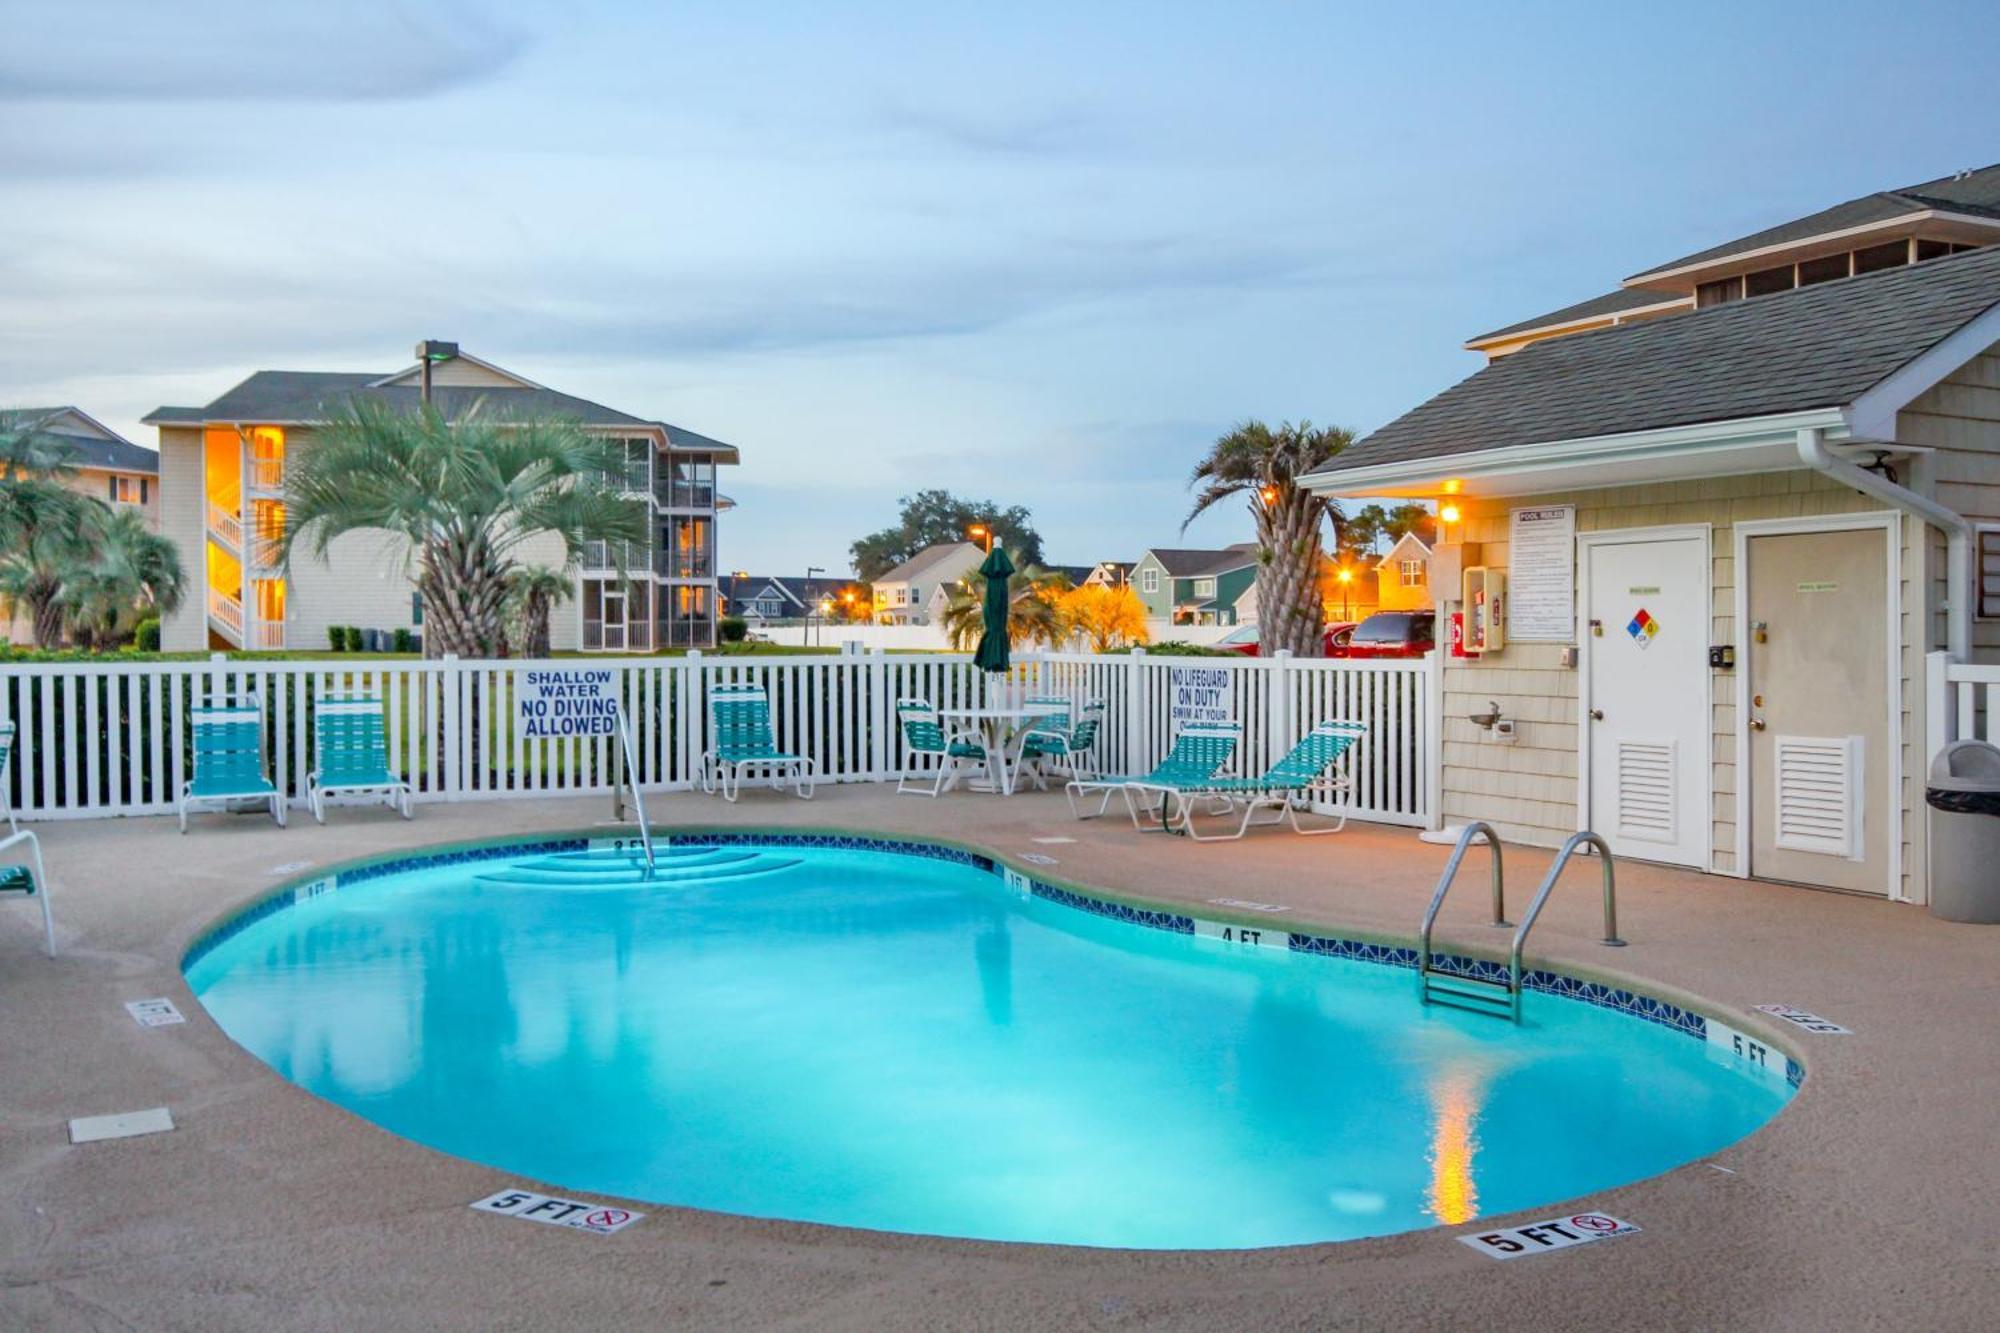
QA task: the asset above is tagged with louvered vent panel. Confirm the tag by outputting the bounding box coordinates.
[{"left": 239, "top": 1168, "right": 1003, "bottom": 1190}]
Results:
[
  {"left": 1616, "top": 739, "right": 1676, "bottom": 843},
  {"left": 1773, "top": 735, "right": 1863, "bottom": 859}
]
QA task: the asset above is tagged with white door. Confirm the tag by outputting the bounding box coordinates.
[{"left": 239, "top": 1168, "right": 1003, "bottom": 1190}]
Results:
[
  {"left": 1745, "top": 528, "right": 1889, "bottom": 894},
  {"left": 1584, "top": 534, "right": 1709, "bottom": 868},
  {"left": 601, "top": 588, "right": 627, "bottom": 652}
]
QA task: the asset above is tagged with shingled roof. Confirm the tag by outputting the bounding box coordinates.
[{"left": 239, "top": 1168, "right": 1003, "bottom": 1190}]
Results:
[
  {"left": 1145, "top": 544, "right": 1258, "bottom": 577},
  {"left": 14, "top": 407, "right": 158, "bottom": 474},
  {"left": 1628, "top": 162, "right": 2000, "bottom": 281},
  {"left": 1315, "top": 243, "right": 2000, "bottom": 477},
  {"left": 142, "top": 367, "right": 737, "bottom": 459},
  {"left": 1468, "top": 287, "right": 1685, "bottom": 346}
]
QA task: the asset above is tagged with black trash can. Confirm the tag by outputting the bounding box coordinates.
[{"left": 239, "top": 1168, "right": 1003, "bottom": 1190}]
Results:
[{"left": 1925, "top": 740, "right": 2000, "bottom": 923}]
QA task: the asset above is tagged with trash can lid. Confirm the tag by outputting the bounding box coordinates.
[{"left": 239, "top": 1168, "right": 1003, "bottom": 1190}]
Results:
[{"left": 1929, "top": 739, "right": 2000, "bottom": 783}]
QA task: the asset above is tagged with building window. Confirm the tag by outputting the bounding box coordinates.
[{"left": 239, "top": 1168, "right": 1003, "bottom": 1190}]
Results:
[
  {"left": 659, "top": 516, "right": 712, "bottom": 578},
  {"left": 1400, "top": 559, "right": 1425, "bottom": 586},
  {"left": 1852, "top": 240, "right": 1909, "bottom": 275},
  {"left": 1142, "top": 567, "right": 1160, "bottom": 593},
  {"left": 1696, "top": 276, "right": 1743, "bottom": 308},
  {"left": 661, "top": 455, "right": 715, "bottom": 509},
  {"left": 1797, "top": 252, "right": 1851, "bottom": 286},
  {"left": 1978, "top": 526, "right": 2000, "bottom": 621},
  {"left": 1745, "top": 264, "right": 1794, "bottom": 297},
  {"left": 1193, "top": 578, "right": 1216, "bottom": 597},
  {"left": 108, "top": 475, "right": 145, "bottom": 504}
]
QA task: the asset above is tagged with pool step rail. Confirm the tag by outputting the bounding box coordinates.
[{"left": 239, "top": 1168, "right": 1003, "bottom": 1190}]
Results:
[{"left": 1418, "top": 826, "right": 1625, "bottom": 1022}]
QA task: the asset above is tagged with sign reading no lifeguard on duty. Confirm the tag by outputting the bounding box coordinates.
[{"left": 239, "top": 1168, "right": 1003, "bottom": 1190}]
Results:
[
  {"left": 1168, "top": 666, "right": 1233, "bottom": 727},
  {"left": 516, "top": 668, "right": 619, "bottom": 740}
]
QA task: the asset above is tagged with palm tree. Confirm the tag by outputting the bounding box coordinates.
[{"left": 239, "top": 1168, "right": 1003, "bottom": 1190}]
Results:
[
  {"left": 1185, "top": 420, "right": 1353, "bottom": 657},
  {"left": 507, "top": 566, "right": 572, "bottom": 659},
  {"left": 58, "top": 508, "right": 186, "bottom": 649},
  {"left": 941, "top": 564, "right": 1071, "bottom": 650},
  {"left": 280, "top": 399, "right": 648, "bottom": 658}
]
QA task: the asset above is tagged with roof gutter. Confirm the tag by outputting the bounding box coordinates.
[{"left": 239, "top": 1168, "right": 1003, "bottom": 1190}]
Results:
[{"left": 1796, "top": 426, "right": 1971, "bottom": 659}]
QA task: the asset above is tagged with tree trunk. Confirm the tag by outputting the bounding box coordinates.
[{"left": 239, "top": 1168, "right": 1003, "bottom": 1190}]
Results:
[
  {"left": 30, "top": 590, "right": 65, "bottom": 649},
  {"left": 1252, "top": 487, "right": 1327, "bottom": 658}
]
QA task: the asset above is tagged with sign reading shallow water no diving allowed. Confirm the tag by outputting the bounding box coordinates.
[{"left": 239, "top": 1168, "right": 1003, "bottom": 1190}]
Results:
[{"left": 516, "top": 668, "right": 620, "bottom": 740}]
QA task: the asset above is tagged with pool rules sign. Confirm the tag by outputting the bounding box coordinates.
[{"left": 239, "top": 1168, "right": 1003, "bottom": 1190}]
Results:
[{"left": 516, "top": 668, "right": 620, "bottom": 740}]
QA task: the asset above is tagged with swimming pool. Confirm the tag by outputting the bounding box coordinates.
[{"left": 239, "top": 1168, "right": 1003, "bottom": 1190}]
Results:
[{"left": 185, "top": 834, "right": 1796, "bottom": 1249}]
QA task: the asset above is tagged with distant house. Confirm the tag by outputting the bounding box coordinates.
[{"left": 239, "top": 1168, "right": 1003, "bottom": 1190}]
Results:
[
  {"left": 1131, "top": 544, "right": 1259, "bottom": 626},
  {"left": 12, "top": 407, "right": 159, "bottom": 527},
  {"left": 4, "top": 408, "right": 161, "bottom": 645},
  {"left": 1046, "top": 564, "right": 1094, "bottom": 587},
  {"left": 1374, "top": 532, "right": 1433, "bottom": 610},
  {"left": 718, "top": 574, "right": 862, "bottom": 624},
  {"left": 1082, "top": 561, "right": 1133, "bottom": 588},
  {"left": 871, "top": 542, "right": 984, "bottom": 625}
]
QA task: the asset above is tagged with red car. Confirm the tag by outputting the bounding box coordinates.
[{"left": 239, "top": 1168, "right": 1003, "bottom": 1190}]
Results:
[
  {"left": 1339, "top": 611, "right": 1435, "bottom": 659},
  {"left": 1214, "top": 622, "right": 1358, "bottom": 657}
]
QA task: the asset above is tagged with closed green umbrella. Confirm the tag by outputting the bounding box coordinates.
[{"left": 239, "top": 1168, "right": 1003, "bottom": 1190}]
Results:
[{"left": 971, "top": 546, "right": 1016, "bottom": 672}]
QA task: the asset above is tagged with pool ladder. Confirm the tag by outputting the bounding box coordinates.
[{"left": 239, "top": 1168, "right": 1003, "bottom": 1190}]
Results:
[
  {"left": 608, "top": 709, "right": 657, "bottom": 878},
  {"left": 1417, "top": 824, "right": 1624, "bottom": 1021}
]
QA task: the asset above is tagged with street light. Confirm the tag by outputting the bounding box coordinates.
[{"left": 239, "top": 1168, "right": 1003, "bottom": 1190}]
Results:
[
  {"left": 806, "top": 565, "right": 824, "bottom": 645},
  {"left": 1337, "top": 565, "right": 1354, "bottom": 621},
  {"left": 968, "top": 524, "right": 992, "bottom": 552},
  {"left": 1259, "top": 485, "right": 1278, "bottom": 508}
]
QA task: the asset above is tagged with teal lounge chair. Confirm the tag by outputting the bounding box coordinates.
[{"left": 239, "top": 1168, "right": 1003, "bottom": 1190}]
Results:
[
  {"left": 307, "top": 695, "right": 413, "bottom": 822},
  {"left": 1019, "top": 698, "right": 1105, "bottom": 785},
  {"left": 0, "top": 828, "right": 55, "bottom": 956},
  {"left": 700, "top": 684, "right": 817, "bottom": 802},
  {"left": 179, "top": 701, "right": 287, "bottom": 833},
  {"left": 1009, "top": 694, "right": 1070, "bottom": 789},
  {"left": 1065, "top": 722, "right": 1242, "bottom": 826},
  {"left": 894, "top": 698, "right": 987, "bottom": 797},
  {"left": 1126, "top": 720, "right": 1368, "bottom": 841}
]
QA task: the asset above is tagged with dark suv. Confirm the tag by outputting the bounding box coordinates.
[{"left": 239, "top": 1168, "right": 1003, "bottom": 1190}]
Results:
[{"left": 1340, "top": 611, "right": 1435, "bottom": 659}]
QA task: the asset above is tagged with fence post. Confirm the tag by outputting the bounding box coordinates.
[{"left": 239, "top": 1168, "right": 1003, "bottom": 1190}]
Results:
[
  {"left": 1128, "top": 648, "right": 1148, "bottom": 772},
  {"left": 1271, "top": 650, "right": 1294, "bottom": 770},
  {"left": 1422, "top": 652, "right": 1444, "bottom": 831},
  {"left": 686, "top": 650, "right": 703, "bottom": 791},
  {"left": 870, "top": 648, "right": 891, "bottom": 780},
  {"left": 207, "top": 651, "right": 227, "bottom": 707},
  {"left": 1925, "top": 649, "right": 1950, "bottom": 763},
  {"left": 440, "top": 653, "right": 462, "bottom": 801}
]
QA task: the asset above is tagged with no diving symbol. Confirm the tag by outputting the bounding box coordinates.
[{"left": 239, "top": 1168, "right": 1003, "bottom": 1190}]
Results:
[
  {"left": 1571, "top": 1213, "right": 1621, "bottom": 1233},
  {"left": 585, "top": 1209, "right": 630, "bottom": 1230}
]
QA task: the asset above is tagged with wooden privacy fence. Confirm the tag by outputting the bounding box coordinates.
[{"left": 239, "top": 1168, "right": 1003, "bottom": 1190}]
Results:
[{"left": 1, "top": 649, "right": 1436, "bottom": 827}]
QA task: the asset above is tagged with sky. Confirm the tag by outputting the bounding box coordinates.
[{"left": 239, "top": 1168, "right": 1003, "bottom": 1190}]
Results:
[{"left": 4, "top": 0, "right": 1998, "bottom": 575}]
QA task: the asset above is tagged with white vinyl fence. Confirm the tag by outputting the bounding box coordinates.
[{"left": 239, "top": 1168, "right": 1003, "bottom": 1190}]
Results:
[
  {"left": 1927, "top": 651, "right": 2000, "bottom": 752},
  {"left": 1, "top": 649, "right": 1436, "bottom": 827}
]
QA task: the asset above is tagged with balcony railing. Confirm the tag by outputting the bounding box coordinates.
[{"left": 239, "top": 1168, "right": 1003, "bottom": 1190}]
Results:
[
  {"left": 207, "top": 588, "right": 243, "bottom": 636},
  {"left": 253, "top": 621, "right": 286, "bottom": 650},
  {"left": 584, "top": 540, "right": 654, "bottom": 575},
  {"left": 205, "top": 500, "right": 242, "bottom": 552},
  {"left": 248, "top": 458, "right": 285, "bottom": 492}
]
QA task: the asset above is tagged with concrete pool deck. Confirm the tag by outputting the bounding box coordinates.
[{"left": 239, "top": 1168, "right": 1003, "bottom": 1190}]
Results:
[{"left": 2, "top": 788, "right": 1996, "bottom": 1331}]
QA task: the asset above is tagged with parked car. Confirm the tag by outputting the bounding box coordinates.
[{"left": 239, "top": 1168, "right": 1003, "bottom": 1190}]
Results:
[
  {"left": 1214, "top": 622, "right": 1358, "bottom": 657},
  {"left": 1215, "top": 623, "right": 1262, "bottom": 656},
  {"left": 1340, "top": 611, "right": 1435, "bottom": 658}
]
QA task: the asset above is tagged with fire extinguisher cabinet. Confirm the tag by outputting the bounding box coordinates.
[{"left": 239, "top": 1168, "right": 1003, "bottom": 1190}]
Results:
[{"left": 1462, "top": 567, "right": 1506, "bottom": 655}]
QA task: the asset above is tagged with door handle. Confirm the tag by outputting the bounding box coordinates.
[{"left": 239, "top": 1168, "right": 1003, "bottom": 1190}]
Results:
[
  {"left": 1590, "top": 709, "right": 1604, "bottom": 721},
  {"left": 1750, "top": 718, "right": 1766, "bottom": 732}
]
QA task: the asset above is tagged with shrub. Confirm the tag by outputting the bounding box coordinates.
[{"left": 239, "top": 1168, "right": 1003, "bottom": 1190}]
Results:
[
  {"left": 133, "top": 618, "right": 161, "bottom": 652},
  {"left": 342, "top": 625, "right": 363, "bottom": 652},
  {"left": 392, "top": 627, "right": 416, "bottom": 654},
  {"left": 720, "top": 616, "right": 749, "bottom": 643},
  {"left": 1105, "top": 640, "right": 1235, "bottom": 657},
  {"left": 327, "top": 626, "right": 347, "bottom": 653}
]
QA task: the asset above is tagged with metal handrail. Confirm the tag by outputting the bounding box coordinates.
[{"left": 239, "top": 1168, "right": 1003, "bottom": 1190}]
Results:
[
  {"left": 1507, "top": 830, "right": 1625, "bottom": 1013},
  {"left": 611, "top": 709, "right": 656, "bottom": 877},
  {"left": 1417, "top": 821, "right": 1508, "bottom": 977}
]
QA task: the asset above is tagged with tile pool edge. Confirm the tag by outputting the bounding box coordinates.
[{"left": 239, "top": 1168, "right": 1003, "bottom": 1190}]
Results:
[{"left": 179, "top": 824, "right": 1806, "bottom": 1091}]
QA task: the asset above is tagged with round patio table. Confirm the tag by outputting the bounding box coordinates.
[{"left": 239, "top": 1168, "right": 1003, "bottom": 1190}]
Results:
[{"left": 934, "top": 706, "right": 1048, "bottom": 796}]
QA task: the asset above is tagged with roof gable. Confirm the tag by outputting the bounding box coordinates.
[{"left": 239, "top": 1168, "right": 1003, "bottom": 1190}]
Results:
[
  {"left": 1316, "top": 244, "right": 2000, "bottom": 478},
  {"left": 876, "top": 541, "right": 982, "bottom": 585}
]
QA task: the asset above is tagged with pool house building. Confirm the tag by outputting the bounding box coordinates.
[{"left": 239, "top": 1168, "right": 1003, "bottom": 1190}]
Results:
[
  {"left": 1306, "top": 167, "right": 2000, "bottom": 904},
  {"left": 143, "top": 341, "right": 739, "bottom": 653}
]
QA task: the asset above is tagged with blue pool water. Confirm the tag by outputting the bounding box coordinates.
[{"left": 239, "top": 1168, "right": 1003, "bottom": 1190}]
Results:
[{"left": 186, "top": 839, "right": 1793, "bottom": 1249}]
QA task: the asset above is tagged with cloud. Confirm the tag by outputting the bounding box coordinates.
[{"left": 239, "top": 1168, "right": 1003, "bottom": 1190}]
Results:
[{"left": 0, "top": 0, "right": 528, "bottom": 102}]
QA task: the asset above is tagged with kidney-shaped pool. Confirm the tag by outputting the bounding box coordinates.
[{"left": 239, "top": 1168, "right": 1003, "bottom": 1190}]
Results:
[{"left": 185, "top": 834, "right": 1794, "bottom": 1249}]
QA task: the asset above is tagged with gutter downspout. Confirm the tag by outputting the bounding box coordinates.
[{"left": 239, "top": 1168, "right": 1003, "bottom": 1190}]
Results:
[{"left": 1797, "top": 427, "right": 1971, "bottom": 660}]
